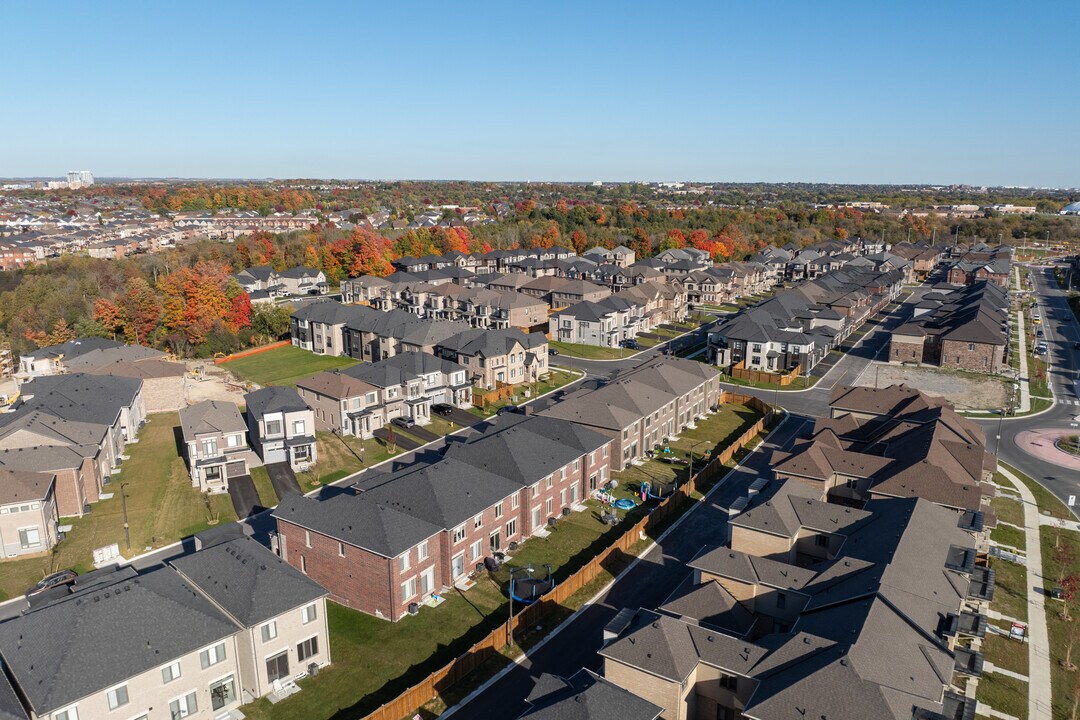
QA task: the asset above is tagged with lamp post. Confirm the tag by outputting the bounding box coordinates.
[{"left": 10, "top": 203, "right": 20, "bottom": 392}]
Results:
[
  {"left": 688, "top": 439, "right": 707, "bottom": 485},
  {"left": 120, "top": 482, "right": 131, "bottom": 551}
]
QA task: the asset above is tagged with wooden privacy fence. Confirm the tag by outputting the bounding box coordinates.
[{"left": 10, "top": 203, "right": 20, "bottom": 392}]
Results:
[
  {"left": 357, "top": 395, "right": 773, "bottom": 720},
  {"left": 730, "top": 360, "right": 802, "bottom": 386},
  {"left": 471, "top": 380, "right": 516, "bottom": 409}
]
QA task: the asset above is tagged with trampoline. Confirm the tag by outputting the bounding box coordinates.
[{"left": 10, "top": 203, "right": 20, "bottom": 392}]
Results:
[
  {"left": 640, "top": 481, "right": 675, "bottom": 501},
  {"left": 510, "top": 564, "right": 553, "bottom": 605},
  {"left": 613, "top": 497, "right": 636, "bottom": 511}
]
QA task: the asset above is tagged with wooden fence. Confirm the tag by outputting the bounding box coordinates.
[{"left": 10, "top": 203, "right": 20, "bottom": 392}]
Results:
[
  {"left": 730, "top": 360, "right": 802, "bottom": 386},
  {"left": 356, "top": 394, "right": 773, "bottom": 720},
  {"left": 471, "top": 381, "right": 516, "bottom": 409},
  {"left": 214, "top": 340, "right": 291, "bottom": 364}
]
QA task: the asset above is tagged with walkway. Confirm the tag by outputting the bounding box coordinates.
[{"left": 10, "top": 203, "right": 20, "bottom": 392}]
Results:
[
  {"left": 998, "top": 465, "right": 1053, "bottom": 720},
  {"left": 1016, "top": 302, "right": 1032, "bottom": 413}
]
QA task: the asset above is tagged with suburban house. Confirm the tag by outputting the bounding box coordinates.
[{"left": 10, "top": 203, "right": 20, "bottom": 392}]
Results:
[
  {"left": 771, "top": 384, "right": 997, "bottom": 516},
  {"left": 272, "top": 414, "right": 613, "bottom": 621},
  {"left": 276, "top": 266, "right": 327, "bottom": 295},
  {"left": 583, "top": 245, "right": 635, "bottom": 267},
  {"left": 0, "top": 527, "right": 331, "bottom": 719},
  {"left": 179, "top": 400, "right": 259, "bottom": 493},
  {"left": 0, "top": 374, "right": 146, "bottom": 517},
  {"left": 540, "top": 355, "right": 722, "bottom": 471},
  {"left": 549, "top": 297, "right": 644, "bottom": 348},
  {"left": 434, "top": 328, "right": 550, "bottom": 389},
  {"left": 61, "top": 343, "right": 187, "bottom": 413},
  {"left": 889, "top": 281, "right": 1009, "bottom": 373},
  {"left": 590, "top": 479, "right": 988, "bottom": 720},
  {"left": 15, "top": 337, "right": 126, "bottom": 380},
  {"left": 296, "top": 370, "right": 381, "bottom": 436},
  {"left": 0, "top": 470, "right": 59, "bottom": 560},
  {"left": 325, "top": 351, "right": 472, "bottom": 434},
  {"left": 517, "top": 670, "right": 663, "bottom": 719},
  {"left": 244, "top": 386, "right": 318, "bottom": 472}
]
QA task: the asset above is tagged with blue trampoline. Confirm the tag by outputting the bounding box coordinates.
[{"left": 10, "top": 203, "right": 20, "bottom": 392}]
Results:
[
  {"left": 614, "top": 498, "right": 636, "bottom": 511},
  {"left": 509, "top": 564, "right": 553, "bottom": 605}
]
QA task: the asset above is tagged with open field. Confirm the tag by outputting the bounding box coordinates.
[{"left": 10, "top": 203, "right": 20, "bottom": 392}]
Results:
[
  {"left": 0, "top": 413, "right": 236, "bottom": 601},
  {"left": 857, "top": 363, "right": 1008, "bottom": 410},
  {"left": 223, "top": 345, "right": 360, "bottom": 386}
]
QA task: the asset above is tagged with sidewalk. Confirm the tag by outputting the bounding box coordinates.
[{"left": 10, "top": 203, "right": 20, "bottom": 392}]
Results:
[
  {"left": 997, "top": 465, "right": 1053, "bottom": 720},
  {"left": 1015, "top": 303, "right": 1032, "bottom": 413}
]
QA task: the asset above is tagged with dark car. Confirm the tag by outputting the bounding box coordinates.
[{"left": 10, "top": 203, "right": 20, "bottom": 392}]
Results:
[
  {"left": 621, "top": 339, "right": 641, "bottom": 350},
  {"left": 26, "top": 569, "right": 78, "bottom": 597},
  {"left": 391, "top": 416, "right": 416, "bottom": 429},
  {"left": 497, "top": 404, "right": 525, "bottom": 415},
  {"left": 548, "top": 348, "right": 559, "bottom": 356},
  {"left": 1036, "top": 329, "right": 1044, "bottom": 338},
  {"left": 432, "top": 403, "right": 454, "bottom": 417}
]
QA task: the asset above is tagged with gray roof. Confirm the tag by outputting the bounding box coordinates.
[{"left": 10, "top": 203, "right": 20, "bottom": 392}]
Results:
[
  {"left": 179, "top": 400, "right": 246, "bottom": 441},
  {"left": 22, "top": 337, "right": 122, "bottom": 362},
  {"left": 0, "top": 671, "right": 26, "bottom": 720},
  {"left": 519, "top": 669, "right": 662, "bottom": 720},
  {"left": 171, "top": 535, "right": 326, "bottom": 626},
  {"left": 0, "top": 566, "right": 239, "bottom": 714},
  {"left": 273, "top": 490, "right": 443, "bottom": 558},
  {"left": 244, "top": 385, "right": 309, "bottom": 418},
  {"left": 13, "top": 373, "right": 141, "bottom": 428},
  {"left": 0, "top": 470, "right": 54, "bottom": 505}
]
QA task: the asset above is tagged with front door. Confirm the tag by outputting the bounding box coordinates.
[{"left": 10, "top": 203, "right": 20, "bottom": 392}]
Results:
[
  {"left": 532, "top": 507, "right": 542, "bottom": 532},
  {"left": 266, "top": 652, "right": 289, "bottom": 684},
  {"left": 489, "top": 530, "right": 501, "bottom": 552},
  {"left": 420, "top": 567, "right": 434, "bottom": 597},
  {"left": 452, "top": 553, "right": 465, "bottom": 579}
]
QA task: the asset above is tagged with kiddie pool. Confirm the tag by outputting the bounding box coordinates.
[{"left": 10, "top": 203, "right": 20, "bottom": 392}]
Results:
[{"left": 614, "top": 498, "right": 636, "bottom": 511}]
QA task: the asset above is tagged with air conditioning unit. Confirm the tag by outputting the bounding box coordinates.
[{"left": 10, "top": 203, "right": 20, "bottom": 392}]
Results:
[
  {"left": 407, "top": 602, "right": 419, "bottom": 615},
  {"left": 307, "top": 662, "right": 320, "bottom": 677}
]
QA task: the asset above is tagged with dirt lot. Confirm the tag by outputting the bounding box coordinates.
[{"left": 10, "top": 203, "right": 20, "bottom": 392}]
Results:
[
  {"left": 857, "top": 362, "right": 1009, "bottom": 410},
  {"left": 182, "top": 361, "right": 248, "bottom": 405}
]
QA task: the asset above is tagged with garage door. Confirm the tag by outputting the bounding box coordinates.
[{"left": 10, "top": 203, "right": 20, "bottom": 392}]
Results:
[
  {"left": 225, "top": 461, "right": 247, "bottom": 478},
  {"left": 263, "top": 447, "right": 287, "bottom": 464},
  {"left": 430, "top": 390, "right": 448, "bottom": 405}
]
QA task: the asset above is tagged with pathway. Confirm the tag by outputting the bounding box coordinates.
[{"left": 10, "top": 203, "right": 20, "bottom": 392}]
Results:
[
  {"left": 1016, "top": 304, "right": 1032, "bottom": 413},
  {"left": 998, "top": 465, "right": 1053, "bottom": 720}
]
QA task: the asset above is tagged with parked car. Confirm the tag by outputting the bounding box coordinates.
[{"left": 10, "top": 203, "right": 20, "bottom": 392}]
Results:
[
  {"left": 26, "top": 569, "right": 78, "bottom": 598},
  {"left": 621, "top": 339, "right": 641, "bottom": 350},
  {"left": 1036, "top": 329, "right": 1044, "bottom": 338},
  {"left": 432, "top": 403, "right": 454, "bottom": 416},
  {"left": 392, "top": 416, "right": 416, "bottom": 429},
  {"left": 1037, "top": 343, "right": 1048, "bottom": 355},
  {"left": 548, "top": 348, "right": 559, "bottom": 356}
]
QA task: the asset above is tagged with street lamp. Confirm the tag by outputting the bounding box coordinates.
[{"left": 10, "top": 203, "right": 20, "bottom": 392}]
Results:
[{"left": 120, "top": 482, "right": 131, "bottom": 551}]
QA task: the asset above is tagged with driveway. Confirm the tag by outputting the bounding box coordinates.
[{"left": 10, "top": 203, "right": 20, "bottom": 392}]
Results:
[
  {"left": 264, "top": 462, "right": 302, "bottom": 500},
  {"left": 373, "top": 427, "right": 422, "bottom": 451},
  {"left": 404, "top": 424, "right": 440, "bottom": 443},
  {"left": 227, "top": 475, "right": 260, "bottom": 518},
  {"left": 442, "top": 406, "right": 480, "bottom": 428}
]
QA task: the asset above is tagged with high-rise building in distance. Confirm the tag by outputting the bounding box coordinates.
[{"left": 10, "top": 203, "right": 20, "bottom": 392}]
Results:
[{"left": 67, "top": 170, "right": 94, "bottom": 186}]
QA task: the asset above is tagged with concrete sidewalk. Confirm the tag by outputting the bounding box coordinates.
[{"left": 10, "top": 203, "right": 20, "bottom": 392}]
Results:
[
  {"left": 1016, "top": 302, "right": 1032, "bottom": 413},
  {"left": 998, "top": 465, "right": 1053, "bottom": 720}
]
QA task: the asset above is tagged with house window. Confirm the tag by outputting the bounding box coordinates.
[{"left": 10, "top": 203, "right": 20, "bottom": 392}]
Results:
[
  {"left": 400, "top": 552, "right": 410, "bottom": 572},
  {"left": 545, "top": 498, "right": 553, "bottom": 516},
  {"left": 304, "top": 530, "right": 311, "bottom": 548},
  {"left": 470, "top": 540, "right": 483, "bottom": 561},
  {"left": 776, "top": 592, "right": 787, "bottom": 609},
  {"left": 201, "top": 438, "right": 218, "bottom": 456},
  {"left": 300, "top": 555, "right": 307, "bottom": 574},
  {"left": 169, "top": 690, "right": 198, "bottom": 718},
  {"left": 297, "top": 636, "right": 319, "bottom": 663},
  {"left": 814, "top": 535, "right": 829, "bottom": 548},
  {"left": 338, "top": 542, "right": 346, "bottom": 557},
  {"left": 511, "top": 494, "right": 520, "bottom": 509},
  {"left": 719, "top": 673, "right": 738, "bottom": 690},
  {"left": 402, "top": 577, "right": 417, "bottom": 601},
  {"left": 531, "top": 483, "right": 539, "bottom": 498},
  {"left": 199, "top": 642, "right": 226, "bottom": 669},
  {"left": 161, "top": 661, "right": 182, "bottom": 684},
  {"left": 506, "top": 519, "right": 517, "bottom": 538},
  {"left": 226, "top": 434, "right": 240, "bottom": 448},
  {"left": 210, "top": 676, "right": 237, "bottom": 711},
  {"left": 366, "top": 392, "right": 376, "bottom": 404},
  {"left": 474, "top": 514, "right": 483, "bottom": 529},
  {"left": 17, "top": 526, "right": 41, "bottom": 549},
  {"left": 417, "top": 541, "right": 428, "bottom": 561},
  {"left": 292, "top": 420, "right": 306, "bottom": 435},
  {"left": 495, "top": 503, "right": 503, "bottom": 519},
  {"left": 106, "top": 684, "right": 129, "bottom": 710},
  {"left": 546, "top": 476, "right": 553, "bottom": 489},
  {"left": 54, "top": 707, "right": 79, "bottom": 720},
  {"left": 453, "top": 525, "right": 466, "bottom": 543},
  {"left": 265, "top": 419, "right": 282, "bottom": 436},
  {"left": 261, "top": 621, "right": 278, "bottom": 642},
  {"left": 302, "top": 603, "right": 318, "bottom": 625}
]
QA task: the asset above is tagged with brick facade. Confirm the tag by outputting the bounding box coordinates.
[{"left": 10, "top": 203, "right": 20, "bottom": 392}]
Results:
[
  {"left": 939, "top": 339, "right": 1003, "bottom": 373},
  {"left": 889, "top": 337, "right": 924, "bottom": 363}
]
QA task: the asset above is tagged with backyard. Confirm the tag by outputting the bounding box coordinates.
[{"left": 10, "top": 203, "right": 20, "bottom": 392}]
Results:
[
  {"left": 223, "top": 345, "right": 360, "bottom": 387},
  {"left": 0, "top": 412, "right": 236, "bottom": 601},
  {"left": 238, "top": 401, "right": 765, "bottom": 720}
]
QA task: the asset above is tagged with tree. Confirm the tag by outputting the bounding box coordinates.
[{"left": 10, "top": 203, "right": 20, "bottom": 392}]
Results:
[
  {"left": 1062, "top": 574, "right": 1079, "bottom": 622},
  {"left": 1056, "top": 542, "right": 1076, "bottom": 585},
  {"left": 250, "top": 303, "right": 292, "bottom": 343},
  {"left": 660, "top": 229, "right": 686, "bottom": 251},
  {"left": 92, "top": 298, "right": 124, "bottom": 340},
  {"left": 120, "top": 276, "right": 161, "bottom": 345},
  {"left": 1063, "top": 625, "right": 1079, "bottom": 671},
  {"left": 570, "top": 230, "right": 588, "bottom": 255}
]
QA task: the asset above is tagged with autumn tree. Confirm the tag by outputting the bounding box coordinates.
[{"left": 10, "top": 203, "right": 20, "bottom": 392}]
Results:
[
  {"left": 92, "top": 298, "right": 124, "bottom": 340},
  {"left": 120, "top": 276, "right": 162, "bottom": 345},
  {"left": 660, "top": 229, "right": 686, "bottom": 251}
]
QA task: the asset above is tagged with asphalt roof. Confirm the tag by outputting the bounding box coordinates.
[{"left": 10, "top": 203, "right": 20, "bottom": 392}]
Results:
[
  {"left": 519, "top": 669, "right": 663, "bottom": 720},
  {"left": 244, "top": 385, "right": 309, "bottom": 418}
]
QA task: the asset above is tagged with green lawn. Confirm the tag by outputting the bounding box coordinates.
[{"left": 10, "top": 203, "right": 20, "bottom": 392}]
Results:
[
  {"left": 240, "top": 401, "right": 765, "bottom": 720},
  {"left": 989, "top": 556, "right": 1028, "bottom": 622},
  {"left": 470, "top": 369, "right": 579, "bottom": 416},
  {"left": 0, "top": 412, "right": 237, "bottom": 600},
  {"left": 981, "top": 633, "right": 1030, "bottom": 676},
  {"left": 223, "top": 345, "right": 360, "bottom": 386},
  {"left": 296, "top": 432, "right": 398, "bottom": 493},
  {"left": 248, "top": 466, "right": 280, "bottom": 508},
  {"left": 549, "top": 340, "right": 634, "bottom": 360},
  {"left": 990, "top": 524, "right": 1027, "bottom": 552},
  {"left": 991, "top": 496, "right": 1025, "bottom": 528},
  {"left": 717, "top": 372, "right": 819, "bottom": 392},
  {"left": 976, "top": 673, "right": 1029, "bottom": 720}
]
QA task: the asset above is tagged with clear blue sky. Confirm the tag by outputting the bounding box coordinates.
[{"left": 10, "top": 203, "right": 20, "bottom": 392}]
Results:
[{"left": 2, "top": 0, "right": 1078, "bottom": 186}]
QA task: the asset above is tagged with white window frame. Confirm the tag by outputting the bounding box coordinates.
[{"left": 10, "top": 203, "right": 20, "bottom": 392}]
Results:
[
  {"left": 260, "top": 621, "right": 278, "bottom": 643},
  {"left": 168, "top": 690, "right": 198, "bottom": 719},
  {"left": 54, "top": 704, "right": 79, "bottom": 720},
  {"left": 297, "top": 634, "right": 320, "bottom": 663},
  {"left": 399, "top": 551, "right": 410, "bottom": 572},
  {"left": 105, "top": 682, "right": 129, "bottom": 710},
  {"left": 161, "top": 659, "right": 182, "bottom": 684},
  {"left": 302, "top": 602, "right": 318, "bottom": 625},
  {"left": 470, "top": 540, "right": 483, "bottom": 561},
  {"left": 199, "top": 641, "right": 227, "bottom": 669},
  {"left": 417, "top": 540, "right": 429, "bottom": 561}
]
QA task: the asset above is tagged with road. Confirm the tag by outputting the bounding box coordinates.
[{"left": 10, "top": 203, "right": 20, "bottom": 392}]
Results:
[{"left": 983, "top": 264, "right": 1080, "bottom": 510}]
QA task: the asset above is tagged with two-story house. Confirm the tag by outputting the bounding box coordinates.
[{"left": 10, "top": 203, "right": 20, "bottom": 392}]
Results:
[
  {"left": 0, "top": 470, "right": 59, "bottom": 560},
  {"left": 179, "top": 400, "right": 260, "bottom": 493},
  {"left": 244, "top": 387, "right": 317, "bottom": 472}
]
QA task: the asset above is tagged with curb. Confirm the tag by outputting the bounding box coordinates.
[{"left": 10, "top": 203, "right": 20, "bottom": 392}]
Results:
[{"left": 440, "top": 411, "right": 794, "bottom": 718}]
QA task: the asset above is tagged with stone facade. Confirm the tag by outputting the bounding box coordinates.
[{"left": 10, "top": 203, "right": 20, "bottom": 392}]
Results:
[{"left": 939, "top": 338, "right": 1003, "bottom": 373}]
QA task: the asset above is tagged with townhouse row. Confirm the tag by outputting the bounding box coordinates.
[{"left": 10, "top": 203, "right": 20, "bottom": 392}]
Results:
[
  {"left": 0, "top": 527, "right": 332, "bottom": 720},
  {"left": 272, "top": 355, "right": 722, "bottom": 621}
]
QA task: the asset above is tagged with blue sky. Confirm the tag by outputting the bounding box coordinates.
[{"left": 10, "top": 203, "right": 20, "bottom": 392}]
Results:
[{"left": 2, "top": 0, "right": 1077, "bottom": 186}]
